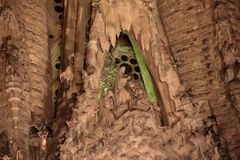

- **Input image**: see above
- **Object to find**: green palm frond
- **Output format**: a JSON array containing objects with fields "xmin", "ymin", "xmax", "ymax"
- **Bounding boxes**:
[
  {"xmin": 50, "ymin": 38, "xmax": 63, "ymax": 106},
  {"xmin": 50, "ymin": 38, "xmax": 62, "ymax": 80},
  {"xmin": 123, "ymin": 32, "xmax": 158, "ymax": 105}
]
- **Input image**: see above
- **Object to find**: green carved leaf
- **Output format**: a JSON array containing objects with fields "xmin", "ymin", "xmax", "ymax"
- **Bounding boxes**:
[
  {"xmin": 123, "ymin": 32, "xmax": 158, "ymax": 105},
  {"xmin": 50, "ymin": 39, "xmax": 62, "ymax": 106}
]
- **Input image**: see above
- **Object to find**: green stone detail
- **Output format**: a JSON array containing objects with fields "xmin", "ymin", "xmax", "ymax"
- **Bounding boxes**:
[
  {"xmin": 50, "ymin": 39, "xmax": 62, "ymax": 107},
  {"xmin": 123, "ymin": 32, "xmax": 158, "ymax": 105},
  {"xmin": 99, "ymin": 51, "xmax": 118, "ymax": 99},
  {"xmin": 115, "ymin": 45, "xmax": 133, "ymax": 53}
]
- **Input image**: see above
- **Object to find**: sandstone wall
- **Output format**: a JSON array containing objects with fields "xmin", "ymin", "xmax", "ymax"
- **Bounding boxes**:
[
  {"xmin": 158, "ymin": 0, "xmax": 240, "ymax": 159},
  {"xmin": 19, "ymin": 0, "xmax": 52, "ymax": 122},
  {"xmin": 0, "ymin": 0, "xmax": 51, "ymax": 159}
]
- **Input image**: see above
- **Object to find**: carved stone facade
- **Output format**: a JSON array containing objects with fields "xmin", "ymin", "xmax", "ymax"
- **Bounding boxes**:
[{"xmin": 0, "ymin": 0, "xmax": 239, "ymax": 160}]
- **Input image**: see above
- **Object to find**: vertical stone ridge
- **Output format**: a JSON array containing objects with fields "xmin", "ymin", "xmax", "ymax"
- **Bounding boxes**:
[
  {"xmin": 0, "ymin": 0, "xmax": 31, "ymax": 158},
  {"xmin": 213, "ymin": 0, "xmax": 240, "ymax": 159},
  {"xmin": 157, "ymin": 0, "xmax": 240, "ymax": 159},
  {"xmin": 19, "ymin": 0, "xmax": 52, "ymax": 124}
]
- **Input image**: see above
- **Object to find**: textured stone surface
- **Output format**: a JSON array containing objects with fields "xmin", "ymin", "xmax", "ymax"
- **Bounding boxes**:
[
  {"xmin": 0, "ymin": 0, "xmax": 51, "ymax": 159},
  {"xmin": 158, "ymin": 0, "xmax": 240, "ymax": 158},
  {"xmin": 0, "ymin": 0, "xmax": 240, "ymax": 159}
]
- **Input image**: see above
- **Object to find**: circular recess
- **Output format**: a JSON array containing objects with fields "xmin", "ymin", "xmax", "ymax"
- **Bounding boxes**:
[
  {"xmin": 134, "ymin": 66, "xmax": 140, "ymax": 72},
  {"xmin": 54, "ymin": 0, "xmax": 62, "ymax": 3},
  {"xmin": 55, "ymin": 6, "xmax": 63, "ymax": 13},
  {"xmin": 130, "ymin": 58, "xmax": 137, "ymax": 65},
  {"xmin": 49, "ymin": 34, "xmax": 54, "ymax": 39},
  {"xmin": 115, "ymin": 58, "xmax": 120, "ymax": 64},
  {"xmin": 120, "ymin": 63, "xmax": 132, "ymax": 74},
  {"xmin": 55, "ymin": 63, "xmax": 60, "ymax": 70},
  {"xmin": 121, "ymin": 55, "xmax": 128, "ymax": 61},
  {"xmin": 132, "ymin": 74, "xmax": 139, "ymax": 80},
  {"xmin": 30, "ymin": 126, "xmax": 38, "ymax": 134}
]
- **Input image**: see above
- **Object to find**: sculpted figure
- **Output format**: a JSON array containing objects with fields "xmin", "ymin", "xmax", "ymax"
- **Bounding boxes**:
[
  {"xmin": 59, "ymin": 65, "xmax": 74, "ymax": 86},
  {"xmin": 114, "ymin": 67, "xmax": 131, "ymax": 105},
  {"xmin": 127, "ymin": 81, "xmax": 151, "ymax": 112},
  {"xmin": 38, "ymin": 126, "xmax": 48, "ymax": 160},
  {"xmin": 99, "ymin": 90, "xmax": 115, "ymax": 127},
  {"xmin": 112, "ymin": 67, "xmax": 132, "ymax": 118}
]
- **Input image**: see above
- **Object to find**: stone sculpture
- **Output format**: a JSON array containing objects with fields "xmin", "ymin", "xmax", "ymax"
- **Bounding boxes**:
[{"xmin": 0, "ymin": 0, "xmax": 240, "ymax": 159}]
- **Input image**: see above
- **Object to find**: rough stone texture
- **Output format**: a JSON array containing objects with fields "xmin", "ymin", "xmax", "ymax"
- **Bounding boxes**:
[
  {"xmin": 51, "ymin": 0, "xmax": 229, "ymax": 159},
  {"xmin": 0, "ymin": 1, "xmax": 31, "ymax": 159},
  {"xmin": 0, "ymin": 0, "xmax": 240, "ymax": 159},
  {"xmin": 57, "ymin": 68, "xmax": 221, "ymax": 160},
  {"xmin": 158, "ymin": 0, "xmax": 240, "ymax": 159},
  {"xmin": 0, "ymin": 0, "xmax": 51, "ymax": 159},
  {"xmin": 20, "ymin": 0, "xmax": 52, "ymax": 123}
]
